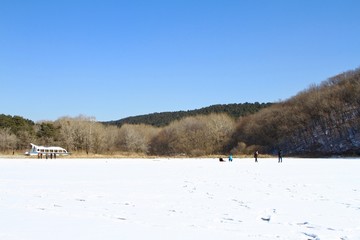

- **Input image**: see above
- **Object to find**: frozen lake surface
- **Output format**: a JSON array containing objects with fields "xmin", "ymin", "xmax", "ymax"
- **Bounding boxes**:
[{"xmin": 0, "ymin": 158, "xmax": 359, "ymax": 239}]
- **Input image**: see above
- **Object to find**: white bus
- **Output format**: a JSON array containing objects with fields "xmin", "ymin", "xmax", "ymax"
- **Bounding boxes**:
[{"xmin": 25, "ymin": 143, "xmax": 69, "ymax": 158}]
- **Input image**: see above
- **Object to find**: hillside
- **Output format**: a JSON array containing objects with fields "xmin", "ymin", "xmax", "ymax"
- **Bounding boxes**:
[
  {"xmin": 2, "ymin": 68, "xmax": 359, "ymax": 157},
  {"xmin": 230, "ymin": 67, "xmax": 360, "ymax": 156},
  {"xmin": 105, "ymin": 102, "xmax": 272, "ymax": 127}
]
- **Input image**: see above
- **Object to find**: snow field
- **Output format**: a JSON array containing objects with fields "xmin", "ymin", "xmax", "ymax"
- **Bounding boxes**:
[{"xmin": 0, "ymin": 158, "xmax": 359, "ymax": 239}]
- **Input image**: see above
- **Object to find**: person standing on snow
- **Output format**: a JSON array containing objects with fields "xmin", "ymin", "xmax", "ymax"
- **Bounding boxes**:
[
  {"xmin": 254, "ymin": 151, "xmax": 259, "ymax": 162},
  {"xmin": 229, "ymin": 154, "xmax": 233, "ymax": 162},
  {"xmin": 278, "ymin": 149, "xmax": 283, "ymax": 163}
]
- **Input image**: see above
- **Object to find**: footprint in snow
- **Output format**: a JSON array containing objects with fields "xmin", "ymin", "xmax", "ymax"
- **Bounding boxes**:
[
  {"xmin": 259, "ymin": 209, "xmax": 276, "ymax": 222},
  {"xmin": 261, "ymin": 216, "xmax": 271, "ymax": 222},
  {"xmin": 302, "ymin": 232, "xmax": 320, "ymax": 240},
  {"xmin": 221, "ymin": 218, "xmax": 235, "ymax": 223},
  {"xmin": 297, "ymin": 221, "xmax": 309, "ymax": 226}
]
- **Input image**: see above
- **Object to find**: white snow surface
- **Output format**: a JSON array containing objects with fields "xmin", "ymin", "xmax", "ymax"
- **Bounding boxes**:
[{"xmin": 0, "ymin": 158, "xmax": 359, "ymax": 240}]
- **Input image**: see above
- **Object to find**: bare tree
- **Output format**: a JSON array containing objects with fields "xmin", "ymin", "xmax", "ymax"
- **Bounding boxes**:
[
  {"xmin": 203, "ymin": 113, "xmax": 236, "ymax": 154},
  {"xmin": 103, "ymin": 125, "xmax": 119, "ymax": 154},
  {"xmin": 150, "ymin": 114, "xmax": 235, "ymax": 156},
  {"xmin": 116, "ymin": 124, "xmax": 159, "ymax": 154},
  {"xmin": 56, "ymin": 117, "xmax": 76, "ymax": 151},
  {"xmin": 90, "ymin": 122, "xmax": 108, "ymax": 154},
  {"xmin": 0, "ymin": 128, "xmax": 17, "ymax": 153},
  {"xmin": 56, "ymin": 115, "xmax": 96, "ymax": 153}
]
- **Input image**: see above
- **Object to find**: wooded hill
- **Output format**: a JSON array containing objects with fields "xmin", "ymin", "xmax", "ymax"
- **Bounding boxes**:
[
  {"xmin": 1, "ymin": 67, "xmax": 359, "ymax": 157},
  {"xmin": 105, "ymin": 102, "xmax": 272, "ymax": 127},
  {"xmin": 230, "ymin": 67, "xmax": 360, "ymax": 156}
]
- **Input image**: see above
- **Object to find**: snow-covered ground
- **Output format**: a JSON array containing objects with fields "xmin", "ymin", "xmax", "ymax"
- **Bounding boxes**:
[{"xmin": 0, "ymin": 158, "xmax": 359, "ymax": 240}]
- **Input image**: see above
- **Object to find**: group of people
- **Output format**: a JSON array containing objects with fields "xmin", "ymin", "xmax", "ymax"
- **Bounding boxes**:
[
  {"xmin": 219, "ymin": 150, "xmax": 283, "ymax": 163},
  {"xmin": 37, "ymin": 153, "xmax": 57, "ymax": 159},
  {"xmin": 254, "ymin": 149, "xmax": 283, "ymax": 162}
]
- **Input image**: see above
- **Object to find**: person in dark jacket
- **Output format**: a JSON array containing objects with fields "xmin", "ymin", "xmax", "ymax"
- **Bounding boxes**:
[
  {"xmin": 254, "ymin": 151, "xmax": 259, "ymax": 162},
  {"xmin": 278, "ymin": 149, "xmax": 283, "ymax": 163}
]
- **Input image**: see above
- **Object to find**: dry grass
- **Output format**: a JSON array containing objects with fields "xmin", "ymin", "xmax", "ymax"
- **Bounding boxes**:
[{"xmin": 0, "ymin": 151, "xmax": 275, "ymax": 159}]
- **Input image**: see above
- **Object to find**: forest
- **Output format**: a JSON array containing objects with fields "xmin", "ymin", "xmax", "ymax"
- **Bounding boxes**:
[
  {"xmin": 1, "ymin": 68, "xmax": 359, "ymax": 157},
  {"xmin": 105, "ymin": 102, "xmax": 272, "ymax": 127},
  {"xmin": 0, "ymin": 104, "xmax": 266, "ymax": 156}
]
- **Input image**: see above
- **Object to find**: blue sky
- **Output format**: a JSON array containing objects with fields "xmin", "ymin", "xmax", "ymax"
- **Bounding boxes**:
[{"xmin": 1, "ymin": 0, "xmax": 359, "ymax": 122}]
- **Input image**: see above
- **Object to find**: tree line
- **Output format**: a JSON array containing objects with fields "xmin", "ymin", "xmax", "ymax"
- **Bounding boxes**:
[
  {"xmin": 105, "ymin": 102, "xmax": 272, "ymax": 127},
  {"xmin": 0, "ymin": 103, "xmax": 270, "ymax": 156},
  {"xmin": 0, "ymin": 113, "xmax": 237, "ymax": 156},
  {"xmin": 1, "ymin": 68, "xmax": 359, "ymax": 157}
]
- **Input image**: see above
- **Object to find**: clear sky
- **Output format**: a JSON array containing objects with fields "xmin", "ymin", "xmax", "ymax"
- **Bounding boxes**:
[{"xmin": 1, "ymin": 0, "xmax": 359, "ymax": 122}]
